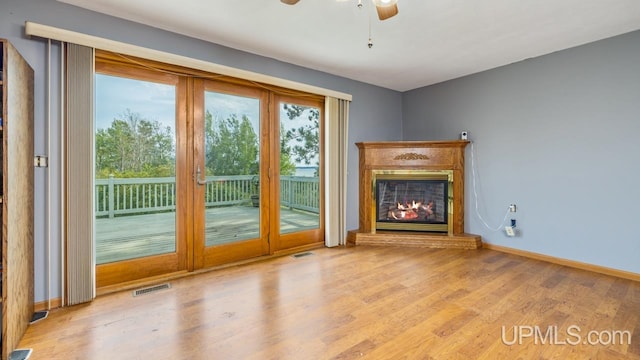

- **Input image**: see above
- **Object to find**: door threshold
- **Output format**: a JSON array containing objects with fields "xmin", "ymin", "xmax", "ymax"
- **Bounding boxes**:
[{"xmin": 96, "ymin": 242, "xmax": 325, "ymax": 297}]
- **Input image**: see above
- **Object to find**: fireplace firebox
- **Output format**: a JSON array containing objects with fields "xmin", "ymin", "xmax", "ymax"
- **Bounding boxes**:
[{"xmin": 374, "ymin": 170, "xmax": 452, "ymax": 233}]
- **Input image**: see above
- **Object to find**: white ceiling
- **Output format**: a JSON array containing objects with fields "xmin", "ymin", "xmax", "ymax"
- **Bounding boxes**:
[{"xmin": 59, "ymin": 0, "xmax": 640, "ymax": 92}]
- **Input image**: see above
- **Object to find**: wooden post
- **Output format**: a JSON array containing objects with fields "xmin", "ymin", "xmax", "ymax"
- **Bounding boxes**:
[{"xmin": 108, "ymin": 174, "xmax": 115, "ymax": 218}]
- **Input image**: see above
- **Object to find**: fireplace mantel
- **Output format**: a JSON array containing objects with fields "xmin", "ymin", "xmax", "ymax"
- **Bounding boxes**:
[{"xmin": 347, "ymin": 140, "xmax": 482, "ymax": 249}]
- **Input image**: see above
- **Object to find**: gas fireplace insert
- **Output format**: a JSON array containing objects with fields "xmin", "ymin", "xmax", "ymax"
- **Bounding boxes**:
[{"xmin": 373, "ymin": 170, "xmax": 453, "ymax": 233}]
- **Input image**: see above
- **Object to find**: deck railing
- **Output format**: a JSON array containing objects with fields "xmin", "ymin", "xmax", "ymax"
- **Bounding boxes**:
[
  {"xmin": 280, "ymin": 176, "xmax": 320, "ymax": 213},
  {"xmin": 95, "ymin": 175, "xmax": 320, "ymax": 218}
]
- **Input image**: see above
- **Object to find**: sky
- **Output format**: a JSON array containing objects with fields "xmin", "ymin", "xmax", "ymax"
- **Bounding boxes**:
[{"xmin": 95, "ymin": 74, "xmax": 176, "ymax": 132}]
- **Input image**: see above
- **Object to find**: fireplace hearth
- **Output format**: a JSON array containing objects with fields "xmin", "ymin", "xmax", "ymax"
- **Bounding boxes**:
[{"xmin": 347, "ymin": 141, "xmax": 481, "ymax": 249}]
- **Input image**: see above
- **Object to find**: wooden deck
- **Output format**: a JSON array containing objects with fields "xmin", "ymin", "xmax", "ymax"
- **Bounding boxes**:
[{"xmin": 96, "ymin": 206, "xmax": 319, "ymax": 264}]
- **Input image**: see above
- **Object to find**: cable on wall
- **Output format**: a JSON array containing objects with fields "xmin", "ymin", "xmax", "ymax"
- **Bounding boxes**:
[{"xmin": 470, "ymin": 141, "xmax": 511, "ymax": 232}]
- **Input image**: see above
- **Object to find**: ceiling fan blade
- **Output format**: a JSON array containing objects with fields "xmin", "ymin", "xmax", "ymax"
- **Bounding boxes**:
[
  {"xmin": 374, "ymin": 1, "xmax": 398, "ymax": 20},
  {"xmin": 281, "ymin": 0, "xmax": 300, "ymax": 4}
]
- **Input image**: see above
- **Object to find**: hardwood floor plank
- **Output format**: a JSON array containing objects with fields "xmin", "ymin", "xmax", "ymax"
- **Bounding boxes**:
[{"xmin": 18, "ymin": 246, "xmax": 640, "ymax": 359}]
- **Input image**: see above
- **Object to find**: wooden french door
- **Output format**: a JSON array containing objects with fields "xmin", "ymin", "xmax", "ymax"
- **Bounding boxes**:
[
  {"xmin": 271, "ymin": 94, "xmax": 324, "ymax": 251},
  {"xmin": 94, "ymin": 57, "xmax": 189, "ymax": 288},
  {"xmin": 95, "ymin": 51, "xmax": 324, "ymax": 287},
  {"xmin": 193, "ymin": 84, "xmax": 325, "ymax": 267},
  {"xmin": 193, "ymin": 79, "xmax": 271, "ymax": 267}
]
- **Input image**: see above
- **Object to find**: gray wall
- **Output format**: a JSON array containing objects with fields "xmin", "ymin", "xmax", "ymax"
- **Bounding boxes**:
[
  {"xmin": 1, "ymin": 0, "xmax": 402, "ymax": 303},
  {"xmin": 3, "ymin": 0, "xmax": 638, "ymax": 304},
  {"xmin": 403, "ymin": 30, "xmax": 640, "ymax": 274}
]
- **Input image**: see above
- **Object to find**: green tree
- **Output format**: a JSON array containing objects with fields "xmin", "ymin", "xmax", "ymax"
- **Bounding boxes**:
[
  {"xmin": 95, "ymin": 109, "xmax": 175, "ymax": 178},
  {"xmin": 282, "ymin": 104, "xmax": 320, "ymax": 168},
  {"xmin": 205, "ymin": 111, "xmax": 259, "ymax": 176},
  {"xmin": 279, "ymin": 122, "xmax": 297, "ymax": 176}
]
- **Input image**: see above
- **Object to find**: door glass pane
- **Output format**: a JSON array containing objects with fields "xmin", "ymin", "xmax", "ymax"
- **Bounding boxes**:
[
  {"xmin": 203, "ymin": 91, "xmax": 261, "ymax": 246},
  {"xmin": 95, "ymin": 74, "xmax": 177, "ymax": 264},
  {"xmin": 279, "ymin": 103, "xmax": 321, "ymax": 234}
]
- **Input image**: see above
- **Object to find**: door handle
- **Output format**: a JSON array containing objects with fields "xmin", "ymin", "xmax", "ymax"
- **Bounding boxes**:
[{"xmin": 196, "ymin": 166, "xmax": 207, "ymax": 186}]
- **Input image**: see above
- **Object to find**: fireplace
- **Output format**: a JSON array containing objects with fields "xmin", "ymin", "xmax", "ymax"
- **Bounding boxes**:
[
  {"xmin": 374, "ymin": 170, "xmax": 452, "ymax": 233},
  {"xmin": 347, "ymin": 141, "xmax": 481, "ymax": 249}
]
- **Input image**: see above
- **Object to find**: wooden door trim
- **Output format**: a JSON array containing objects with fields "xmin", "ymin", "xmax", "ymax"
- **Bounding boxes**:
[
  {"xmin": 96, "ymin": 253, "xmax": 181, "ymax": 288},
  {"xmin": 192, "ymin": 78, "xmax": 205, "ymax": 270}
]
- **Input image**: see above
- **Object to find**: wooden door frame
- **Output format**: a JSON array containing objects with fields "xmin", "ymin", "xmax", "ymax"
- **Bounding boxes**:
[{"xmin": 93, "ymin": 51, "xmax": 326, "ymax": 289}]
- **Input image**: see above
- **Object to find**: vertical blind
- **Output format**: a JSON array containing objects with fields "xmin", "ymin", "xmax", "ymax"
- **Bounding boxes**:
[
  {"xmin": 325, "ymin": 97, "xmax": 350, "ymax": 247},
  {"xmin": 65, "ymin": 43, "xmax": 96, "ymax": 305}
]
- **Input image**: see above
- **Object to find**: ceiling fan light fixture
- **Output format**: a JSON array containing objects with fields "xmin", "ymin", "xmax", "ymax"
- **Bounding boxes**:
[
  {"xmin": 373, "ymin": 0, "xmax": 398, "ymax": 21},
  {"xmin": 374, "ymin": 0, "xmax": 398, "ymax": 7}
]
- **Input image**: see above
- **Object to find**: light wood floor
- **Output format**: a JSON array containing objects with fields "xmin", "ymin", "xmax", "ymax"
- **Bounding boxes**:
[{"xmin": 18, "ymin": 246, "xmax": 640, "ymax": 359}]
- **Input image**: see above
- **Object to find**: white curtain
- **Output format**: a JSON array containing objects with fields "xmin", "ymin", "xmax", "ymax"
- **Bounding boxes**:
[{"xmin": 325, "ymin": 97, "xmax": 350, "ymax": 247}]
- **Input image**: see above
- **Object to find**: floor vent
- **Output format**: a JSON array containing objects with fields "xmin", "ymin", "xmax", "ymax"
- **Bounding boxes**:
[
  {"xmin": 9, "ymin": 349, "xmax": 32, "ymax": 360},
  {"xmin": 30, "ymin": 311, "xmax": 49, "ymax": 324},
  {"xmin": 133, "ymin": 283, "xmax": 171, "ymax": 297},
  {"xmin": 292, "ymin": 252, "xmax": 313, "ymax": 258}
]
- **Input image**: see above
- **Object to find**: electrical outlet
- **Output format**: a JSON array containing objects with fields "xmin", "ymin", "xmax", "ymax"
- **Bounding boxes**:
[
  {"xmin": 460, "ymin": 131, "xmax": 468, "ymax": 140},
  {"xmin": 505, "ymin": 226, "xmax": 515, "ymax": 237}
]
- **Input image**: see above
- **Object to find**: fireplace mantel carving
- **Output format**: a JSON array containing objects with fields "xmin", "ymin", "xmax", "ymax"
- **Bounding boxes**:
[
  {"xmin": 347, "ymin": 140, "xmax": 482, "ymax": 249},
  {"xmin": 394, "ymin": 152, "xmax": 430, "ymax": 160}
]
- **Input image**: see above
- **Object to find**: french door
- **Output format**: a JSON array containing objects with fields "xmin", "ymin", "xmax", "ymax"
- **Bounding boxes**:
[
  {"xmin": 95, "ymin": 53, "xmax": 324, "ymax": 287},
  {"xmin": 193, "ymin": 80, "xmax": 270, "ymax": 267},
  {"xmin": 193, "ymin": 81, "xmax": 325, "ymax": 268},
  {"xmin": 271, "ymin": 94, "xmax": 324, "ymax": 251},
  {"xmin": 94, "ymin": 61, "xmax": 189, "ymax": 288}
]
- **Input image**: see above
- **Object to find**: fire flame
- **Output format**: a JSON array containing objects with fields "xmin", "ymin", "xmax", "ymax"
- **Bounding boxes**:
[{"xmin": 389, "ymin": 200, "xmax": 434, "ymax": 221}]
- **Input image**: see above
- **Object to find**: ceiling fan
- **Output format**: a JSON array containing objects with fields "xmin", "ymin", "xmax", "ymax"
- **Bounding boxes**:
[{"xmin": 281, "ymin": 0, "xmax": 399, "ymax": 21}]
